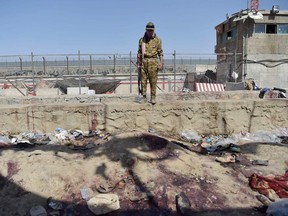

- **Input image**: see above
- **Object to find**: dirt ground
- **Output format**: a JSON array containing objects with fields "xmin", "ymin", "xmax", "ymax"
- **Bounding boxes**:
[{"xmin": 0, "ymin": 129, "xmax": 287, "ymax": 216}]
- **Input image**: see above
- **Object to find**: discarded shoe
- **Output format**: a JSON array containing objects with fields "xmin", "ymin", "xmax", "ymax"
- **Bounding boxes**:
[
  {"xmin": 150, "ymin": 97, "xmax": 156, "ymax": 105},
  {"xmin": 215, "ymin": 153, "xmax": 236, "ymax": 163},
  {"xmin": 97, "ymin": 183, "xmax": 115, "ymax": 193}
]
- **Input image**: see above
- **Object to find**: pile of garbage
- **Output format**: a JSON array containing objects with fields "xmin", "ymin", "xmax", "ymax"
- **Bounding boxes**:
[
  {"xmin": 0, "ymin": 128, "xmax": 111, "ymax": 149},
  {"xmin": 180, "ymin": 128, "xmax": 287, "ymax": 151}
]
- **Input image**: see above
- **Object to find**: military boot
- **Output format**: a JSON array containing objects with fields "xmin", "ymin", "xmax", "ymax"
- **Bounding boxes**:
[{"xmin": 150, "ymin": 96, "xmax": 156, "ymax": 105}]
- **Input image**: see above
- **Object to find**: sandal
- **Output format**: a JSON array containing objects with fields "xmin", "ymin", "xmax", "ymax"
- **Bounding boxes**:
[
  {"xmin": 96, "ymin": 183, "xmax": 115, "ymax": 193},
  {"xmin": 215, "ymin": 153, "xmax": 236, "ymax": 163}
]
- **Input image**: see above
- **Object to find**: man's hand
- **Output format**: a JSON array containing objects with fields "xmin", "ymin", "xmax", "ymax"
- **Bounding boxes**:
[{"xmin": 158, "ymin": 55, "xmax": 163, "ymax": 70}]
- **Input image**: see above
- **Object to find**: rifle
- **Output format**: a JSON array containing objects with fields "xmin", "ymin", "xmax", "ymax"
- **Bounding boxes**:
[
  {"xmin": 131, "ymin": 58, "xmax": 143, "ymax": 95},
  {"xmin": 131, "ymin": 59, "xmax": 164, "ymax": 94}
]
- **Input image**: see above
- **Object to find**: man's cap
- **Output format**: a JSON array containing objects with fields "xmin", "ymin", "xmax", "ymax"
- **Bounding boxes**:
[{"xmin": 146, "ymin": 22, "xmax": 155, "ymax": 30}]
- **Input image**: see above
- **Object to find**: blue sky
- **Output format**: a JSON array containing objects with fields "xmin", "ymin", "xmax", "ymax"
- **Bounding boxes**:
[{"xmin": 0, "ymin": 0, "xmax": 287, "ymax": 55}]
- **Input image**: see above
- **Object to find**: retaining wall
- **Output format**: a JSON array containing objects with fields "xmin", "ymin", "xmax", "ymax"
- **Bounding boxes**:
[{"xmin": 0, "ymin": 92, "xmax": 287, "ymax": 135}]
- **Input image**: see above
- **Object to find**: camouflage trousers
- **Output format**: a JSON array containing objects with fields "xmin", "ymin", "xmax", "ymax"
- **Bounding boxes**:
[{"xmin": 141, "ymin": 58, "xmax": 158, "ymax": 98}]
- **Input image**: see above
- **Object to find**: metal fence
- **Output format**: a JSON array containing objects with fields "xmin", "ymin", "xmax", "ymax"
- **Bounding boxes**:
[
  {"xmin": 0, "ymin": 51, "xmax": 217, "ymax": 95},
  {"xmin": 0, "ymin": 51, "xmax": 216, "ymax": 75}
]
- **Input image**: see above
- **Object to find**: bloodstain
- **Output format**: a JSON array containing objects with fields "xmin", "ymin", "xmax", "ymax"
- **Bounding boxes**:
[
  {"xmin": 90, "ymin": 118, "xmax": 97, "ymax": 131},
  {"xmin": 7, "ymin": 161, "xmax": 19, "ymax": 179}
]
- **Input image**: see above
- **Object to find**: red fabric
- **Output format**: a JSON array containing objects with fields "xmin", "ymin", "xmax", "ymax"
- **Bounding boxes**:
[{"xmin": 249, "ymin": 172, "xmax": 288, "ymax": 199}]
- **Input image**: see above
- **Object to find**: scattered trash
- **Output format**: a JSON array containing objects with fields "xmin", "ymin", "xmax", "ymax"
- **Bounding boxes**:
[
  {"xmin": 80, "ymin": 187, "xmax": 90, "ymax": 201},
  {"xmin": 256, "ymin": 194, "xmax": 272, "ymax": 206},
  {"xmin": 229, "ymin": 143, "xmax": 241, "ymax": 153},
  {"xmin": 0, "ymin": 135, "xmax": 11, "ymax": 148},
  {"xmin": 180, "ymin": 130, "xmax": 201, "ymax": 143},
  {"xmin": 54, "ymin": 128, "xmax": 69, "ymax": 141},
  {"xmin": 237, "ymin": 131, "xmax": 282, "ymax": 143},
  {"xmin": 204, "ymin": 139, "xmax": 240, "ymax": 153},
  {"xmin": 215, "ymin": 153, "xmax": 237, "ymax": 163},
  {"xmin": 252, "ymin": 160, "xmax": 269, "ymax": 166},
  {"xmin": 147, "ymin": 128, "xmax": 156, "ymax": 134},
  {"xmin": 279, "ymin": 136, "xmax": 288, "ymax": 144},
  {"xmin": 259, "ymin": 87, "xmax": 286, "ymax": 99},
  {"xmin": 71, "ymin": 129, "xmax": 83, "ymax": 140},
  {"xmin": 97, "ymin": 183, "xmax": 115, "ymax": 193},
  {"xmin": 175, "ymin": 192, "xmax": 191, "ymax": 215},
  {"xmin": 249, "ymin": 172, "xmax": 288, "ymax": 201},
  {"xmin": 116, "ymin": 179, "xmax": 126, "ymax": 189},
  {"xmin": 182, "ymin": 88, "xmax": 191, "ymax": 93},
  {"xmin": 98, "ymin": 132, "xmax": 111, "ymax": 141},
  {"xmin": 0, "ymin": 128, "xmax": 114, "ymax": 150},
  {"xmin": 47, "ymin": 197, "xmax": 63, "ymax": 210}
]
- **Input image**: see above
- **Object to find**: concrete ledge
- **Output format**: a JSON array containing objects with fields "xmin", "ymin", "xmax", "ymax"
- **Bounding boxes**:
[
  {"xmin": 0, "ymin": 93, "xmax": 287, "ymax": 135},
  {"xmin": 0, "ymin": 91, "xmax": 260, "ymax": 105}
]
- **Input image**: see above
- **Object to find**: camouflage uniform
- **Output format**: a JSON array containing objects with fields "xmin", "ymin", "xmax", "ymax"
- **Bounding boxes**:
[{"xmin": 138, "ymin": 23, "xmax": 163, "ymax": 103}]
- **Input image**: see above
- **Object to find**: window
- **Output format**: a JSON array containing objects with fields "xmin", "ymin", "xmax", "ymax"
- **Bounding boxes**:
[
  {"xmin": 266, "ymin": 24, "xmax": 277, "ymax": 34},
  {"xmin": 254, "ymin": 23, "xmax": 288, "ymax": 34},
  {"xmin": 226, "ymin": 28, "xmax": 237, "ymax": 40},
  {"xmin": 255, "ymin": 24, "xmax": 265, "ymax": 33},
  {"xmin": 278, "ymin": 24, "xmax": 288, "ymax": 34},
  {"xmin": 227, "ymin": 31, "xmax": 232, "ymax": 40}
]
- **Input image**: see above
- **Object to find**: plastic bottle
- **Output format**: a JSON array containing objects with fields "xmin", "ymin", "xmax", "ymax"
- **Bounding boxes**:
[{"xmin": 180, "ymin": 130, "xmax": 201, "ymax": 143}]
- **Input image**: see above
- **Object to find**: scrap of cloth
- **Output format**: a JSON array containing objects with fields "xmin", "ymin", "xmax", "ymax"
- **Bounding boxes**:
[{"xmin": 249, "ymin": 172, "xmax": 288, "ymax": 200}]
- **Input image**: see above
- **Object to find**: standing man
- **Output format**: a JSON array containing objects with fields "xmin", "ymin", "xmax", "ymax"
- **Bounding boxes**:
[{"xmin": 137, "ymin": 22, "xmax": 163, "ymax": 105}]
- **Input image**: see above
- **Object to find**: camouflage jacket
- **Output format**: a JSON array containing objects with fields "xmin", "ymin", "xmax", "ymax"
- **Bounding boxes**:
[{"xmin": 138, "ymin": 33, "xmax": 163, "ymax": 59}]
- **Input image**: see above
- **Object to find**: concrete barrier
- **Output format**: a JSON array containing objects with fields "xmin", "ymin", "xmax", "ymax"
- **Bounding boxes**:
[{"xmin": 0, "ymin": 92, "xmax": 287, "ymax": 135}]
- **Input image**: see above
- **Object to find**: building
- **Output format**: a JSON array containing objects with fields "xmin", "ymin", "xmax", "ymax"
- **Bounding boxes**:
[{"xmin": 215, "ymin": 5, "xmax": 288, "ymax": 89}]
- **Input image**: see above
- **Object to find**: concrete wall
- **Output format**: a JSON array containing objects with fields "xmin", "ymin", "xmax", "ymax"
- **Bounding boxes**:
[{"xmin": 0, "ymin": 93, "xmax": 287, "ymax": 135}]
